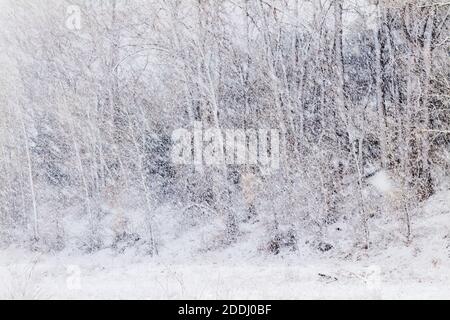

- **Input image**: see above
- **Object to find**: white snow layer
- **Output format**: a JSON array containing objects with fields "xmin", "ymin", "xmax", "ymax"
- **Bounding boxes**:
[{"xmin": 1, "ymin": 189, "xmax": 449, "ymax": 300}]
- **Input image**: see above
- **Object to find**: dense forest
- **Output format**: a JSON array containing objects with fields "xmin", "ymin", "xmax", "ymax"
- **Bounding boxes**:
[{"xmin": 0, "ymin": 0, "xmax": 448, "ymax": 257}]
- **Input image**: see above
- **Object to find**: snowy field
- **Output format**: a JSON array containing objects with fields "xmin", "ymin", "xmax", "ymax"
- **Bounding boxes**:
[
  {"xmin": 1, "ymin": 248, "xmax": 450, "ymax": 300},
  {"xmin": 1, "ymin": 190, "xmax": 449, "ymax": 300}
]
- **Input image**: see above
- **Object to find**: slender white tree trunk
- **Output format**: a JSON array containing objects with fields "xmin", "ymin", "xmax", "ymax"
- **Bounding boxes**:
[
  {"xmin": 21, "ymin": 117, "xmax": 38, "ymax": 240},
  {"xmin": 374, "ymin": 1, "xmax": 388, "ymax": 168}
]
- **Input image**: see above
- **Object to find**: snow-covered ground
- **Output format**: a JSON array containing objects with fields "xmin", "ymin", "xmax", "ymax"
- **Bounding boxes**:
[
  {"xmin": 1, "ymin": 188, "xmax": 449, "ymax": 300},
  {"xmin": 1, "ymin": 246, "xmax": 450, "ymax": 299}
]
